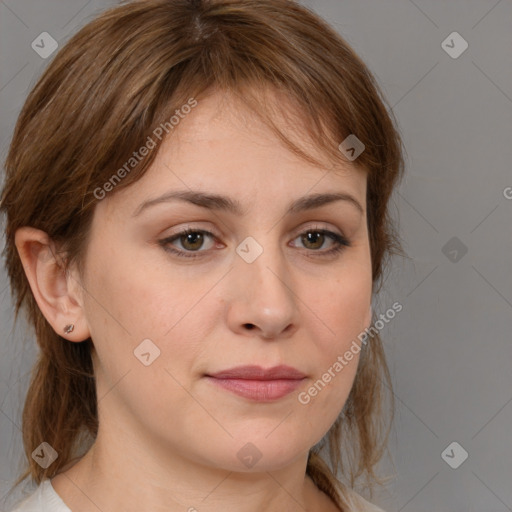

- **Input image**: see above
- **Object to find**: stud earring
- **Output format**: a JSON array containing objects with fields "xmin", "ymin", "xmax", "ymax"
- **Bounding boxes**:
[{"xmin": 63, "ymin": 324, "xmax": 74, "ymax": 334}]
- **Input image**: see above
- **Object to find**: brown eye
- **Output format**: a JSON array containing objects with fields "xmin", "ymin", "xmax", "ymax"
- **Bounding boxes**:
[
  {"xmin": 160, "ymin": 228, "xmax": 217, "ymax": 258},
  {"xmin": 292, "ymin": 229, "xmax": 350, "ymax": 255},
  {"xmin": 300, "ymin": 231, "xmax": 326, "ymax": 250},
  {"xmin": 180, "ymin": 231, "xmax": 205, "ymax": 251}
]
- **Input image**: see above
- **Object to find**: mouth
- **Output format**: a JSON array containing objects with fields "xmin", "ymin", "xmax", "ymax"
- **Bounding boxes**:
[{"xmin": 204, "ymin": 365, "xmax": 307, "ymax": 402}]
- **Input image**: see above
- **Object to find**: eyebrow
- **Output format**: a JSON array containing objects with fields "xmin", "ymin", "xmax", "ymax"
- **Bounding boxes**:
[{"xmin": 131, "ymin": 189, "xmax": 364, "ymax": 218}]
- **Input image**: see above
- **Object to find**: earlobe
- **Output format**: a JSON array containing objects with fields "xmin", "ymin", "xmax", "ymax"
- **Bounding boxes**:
[{"xmin": 14, "ymin": 226, "xmax": 90, "ymax": 342}]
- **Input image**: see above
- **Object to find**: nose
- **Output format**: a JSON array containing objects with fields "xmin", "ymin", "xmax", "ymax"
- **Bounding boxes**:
[{"xmin": 225, "ymin": 240, "xmax": 299, "ymax": 340}]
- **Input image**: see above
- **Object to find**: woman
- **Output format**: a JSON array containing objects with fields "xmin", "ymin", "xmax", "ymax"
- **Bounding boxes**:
[{"xmin": 1, "ymin": 0, "xmax": 405, "ymax": 510}]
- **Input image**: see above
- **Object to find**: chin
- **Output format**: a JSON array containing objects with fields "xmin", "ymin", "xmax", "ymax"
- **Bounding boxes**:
[{"xmin": 203, "ymin": 434, "xmax": 312, "ymax": 473}]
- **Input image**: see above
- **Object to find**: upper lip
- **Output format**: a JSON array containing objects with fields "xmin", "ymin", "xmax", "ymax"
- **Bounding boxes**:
[{"xmin": 206, "ymin": 365, "xmax": 306, "ymax": 380}]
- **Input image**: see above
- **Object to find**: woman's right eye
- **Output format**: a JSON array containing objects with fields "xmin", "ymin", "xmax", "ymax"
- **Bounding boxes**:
[{"xmin": 159, "ymin": 228, "xmax": 218, "ymax": 258}]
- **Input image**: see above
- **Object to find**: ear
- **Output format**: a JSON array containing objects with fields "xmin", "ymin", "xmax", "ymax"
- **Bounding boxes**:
[{"xmin": 14, "ymin": 226, "xmax": 90, "ymax": 342}]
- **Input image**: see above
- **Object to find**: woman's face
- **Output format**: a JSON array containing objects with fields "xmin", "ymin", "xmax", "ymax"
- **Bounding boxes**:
[{"xmin": 77, "ymin": 90, "xmax": 372, "ymax": 472}]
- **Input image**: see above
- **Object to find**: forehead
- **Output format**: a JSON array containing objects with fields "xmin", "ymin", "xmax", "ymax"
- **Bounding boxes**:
[{"xmin": 100, "ymin": 89, "xmax": 367, "ymax": 217}]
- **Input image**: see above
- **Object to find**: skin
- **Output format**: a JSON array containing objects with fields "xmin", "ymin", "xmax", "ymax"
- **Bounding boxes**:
[{"xmin": 15, "ymin": 89, "xmax": 372, "ymax": 512}]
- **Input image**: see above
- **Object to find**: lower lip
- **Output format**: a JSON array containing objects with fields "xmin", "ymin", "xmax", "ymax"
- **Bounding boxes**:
[{"xmin": 205, "ymin": 376, "xmax": 305, "ymax": 401}]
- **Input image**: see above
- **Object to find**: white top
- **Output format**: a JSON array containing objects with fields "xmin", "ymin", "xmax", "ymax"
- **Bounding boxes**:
[
  {"xmin": 9, "ymin": 478, "xmax": 386, "ymax": 512},
  {"xmin": 9, "ymin": 480, "xmax": 70, "ymax": 512}
]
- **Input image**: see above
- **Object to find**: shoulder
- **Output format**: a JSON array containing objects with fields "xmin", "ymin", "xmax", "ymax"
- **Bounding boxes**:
[
  {"xmin": 342, "ymin": 486, "xmax": 387, "ymax": 512},
  {"xmin": 9, "ymin": 480, "xmax": 71, "ymax": 512},
  {"xmin": 355, "ymin": 496, "xmax": 387, "ymax": 512}
]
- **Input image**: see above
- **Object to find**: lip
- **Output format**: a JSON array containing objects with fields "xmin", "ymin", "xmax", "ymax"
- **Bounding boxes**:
[
  {"xmin": 205, "ymin": 365, "xmax": 307, "ymax": 402},
  {"xmin": 207, "ymin": 365, "xmax": 306, "ymax": 380}
]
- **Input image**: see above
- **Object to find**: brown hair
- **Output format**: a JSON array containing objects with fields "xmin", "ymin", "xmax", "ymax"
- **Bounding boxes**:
[{"xmin": 1, "ymin": 0, "xmax": 405, "ymax": 509}]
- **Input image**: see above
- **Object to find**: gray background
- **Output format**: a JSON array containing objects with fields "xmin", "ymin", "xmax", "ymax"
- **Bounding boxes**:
[{"xmin": 1, "ymin": 1, "xmax": 511, "ymax": 511}]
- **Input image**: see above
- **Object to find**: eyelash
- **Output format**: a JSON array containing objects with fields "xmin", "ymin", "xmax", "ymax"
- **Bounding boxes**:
[{"xmin": 159, "ymin": 226, "xmax": 351, "ymax": 259}]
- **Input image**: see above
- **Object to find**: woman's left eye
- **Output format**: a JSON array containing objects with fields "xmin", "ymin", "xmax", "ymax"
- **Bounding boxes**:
[
  {"xmin": 159, "ymin": 227, "xmax": 351, "ymax": 259},
  {"xmin": 291, "ymin": 229, "xmax": 351, "ymax": 256}
]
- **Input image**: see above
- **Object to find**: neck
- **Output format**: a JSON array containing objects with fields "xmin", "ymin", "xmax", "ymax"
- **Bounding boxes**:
[{"xmin": 50, "ymin": 427, "xmax": 337, "ymax": 512}]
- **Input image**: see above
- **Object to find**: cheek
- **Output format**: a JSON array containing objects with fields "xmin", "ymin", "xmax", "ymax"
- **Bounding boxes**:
[
  {"xmin": 82, "ymin": 248, "xmax": 209, "ymax": 431},
  {"xmin": 315, "ymin": 264, "xmax": 372, "ymax": 351},
  {"xmin": 301, "ymin": 258, "xmax": 371, "ymax": 408},
  {"xmin": 82, "ymin": 241, "xmax": 215, "ymax": 378}
]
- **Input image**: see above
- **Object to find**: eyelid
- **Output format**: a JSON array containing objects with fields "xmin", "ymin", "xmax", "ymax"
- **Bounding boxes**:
[{"xmin": 291, "ymin": 222, "xmax": 343, "ymax": 238}]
